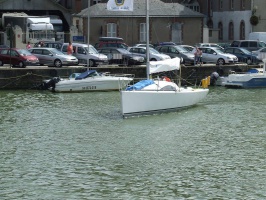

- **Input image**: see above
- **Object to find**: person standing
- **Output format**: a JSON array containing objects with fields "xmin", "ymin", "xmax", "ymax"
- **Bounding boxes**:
[
  {"xmin": 67, "ymin": 41, "xmax": 73, "ymax": 55},
  {"xmin": 193, "ymin": 47, "xmax": 199, "ymax": 65},
  {"xmin": 198, "ymin": 48, "xmax": 203, "ymax": 66},
  {"xmin": 26, "ymin": 42, "xmax": 31, "ymax": 49}
]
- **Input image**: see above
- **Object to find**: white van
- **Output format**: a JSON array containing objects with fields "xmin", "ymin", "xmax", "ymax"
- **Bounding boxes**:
[
  {"xmin": 61, "ymin": 43, "xmax": 108, "ymax": 67},
  {"xmin": 248, "ymin": 32, "xmax": 266, "ymax": 43}
]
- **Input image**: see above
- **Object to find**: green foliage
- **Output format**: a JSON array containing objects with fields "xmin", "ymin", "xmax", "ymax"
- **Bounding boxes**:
[{"xmin": 250, "ymin": 15, "xmax": 259, "ymax": 26}]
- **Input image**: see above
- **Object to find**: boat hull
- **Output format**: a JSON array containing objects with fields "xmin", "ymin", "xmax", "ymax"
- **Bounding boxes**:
[
  {"xmin": 54, "ymin": 77, "xmax": 133, "ymax": 92},
  {"xmin": 121, "ymin": 88, "xmax": 209, "ymax": 117}
]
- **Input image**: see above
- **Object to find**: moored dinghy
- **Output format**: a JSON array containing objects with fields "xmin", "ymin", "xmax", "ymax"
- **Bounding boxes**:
[{"xmin": 120, "ymin": 57, "xmax": 209, "ymax": 117}]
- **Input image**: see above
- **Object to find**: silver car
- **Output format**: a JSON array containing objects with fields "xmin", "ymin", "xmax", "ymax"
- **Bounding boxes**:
[
  {"xmin": 196, "ymin": 47, "xmax": 238, "ymax": 65},
  {"xmin": 28, "ymin": 48, "xmax": 78, "ymax": 67},
  {"xmin": 128, "ymin": 47, "xmax": 170, "ymax": 61}
]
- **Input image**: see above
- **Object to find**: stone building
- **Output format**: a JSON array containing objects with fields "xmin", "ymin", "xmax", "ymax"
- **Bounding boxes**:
[{"xmin": 73, "ymin": 0, "xmax": 204, "ymax": 46}]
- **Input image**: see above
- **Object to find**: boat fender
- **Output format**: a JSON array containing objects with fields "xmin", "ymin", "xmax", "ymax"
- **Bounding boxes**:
[{"xmin": 163, "ymin": 76, "xmax": 171, "ymax": 82}]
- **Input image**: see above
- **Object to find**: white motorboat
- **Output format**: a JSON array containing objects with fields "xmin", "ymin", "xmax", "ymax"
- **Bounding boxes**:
[
  {"xmin": 44, "ymin": 70, "xmax": 133, "ymax": 92},
  {"xmin": 120, "ymin": 57, "xmax": 209, "ymax": 117},
  {"xmin": 224, "ymin": 60, "xmax": 266, "ymax": 88}
]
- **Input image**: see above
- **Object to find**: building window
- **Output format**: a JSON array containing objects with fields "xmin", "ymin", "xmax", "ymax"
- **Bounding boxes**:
[
  {"xmin": 140, "ymin": 23, "xmax": 146, "ymax": 42},
  {"xmin": 230, "ymin": 0, "xmax": 234, "ymax": 9},
  {"xmin": 76, "ymin": 19, "xmax": 80, "ymax": 30},
  {"xmin": 186, "ymin": 3, "xmax": 199, "ymax": 12},
  {"xmin": 93, "ymin": 0, "xmax": 101, "ymax": 4},
  {"xmin": 240, "ymin": 21, "xmax": 245, "ymax": 39},
  {"xmin": 241, "ymin": 0, "xmax": 245, "ymax": 9},
  {"xmin": 229, "ymin": 21, "xmax": 234, "ymax": 40},
  {"xmin": 107, "ymin": 23, "xmax": 117, "ymax": 37},
  {"xmin": 219, "ymin": 0, "xmax": 223, "ymax": 10},
  {"xmin": 218, "ymin": 22, "xmax": 223, "ymax": 40}
]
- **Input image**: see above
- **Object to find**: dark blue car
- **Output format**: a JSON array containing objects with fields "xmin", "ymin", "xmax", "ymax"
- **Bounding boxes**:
[{"xmin": 224, "ymin": 47, "xmax": 258, "ymax": 64}]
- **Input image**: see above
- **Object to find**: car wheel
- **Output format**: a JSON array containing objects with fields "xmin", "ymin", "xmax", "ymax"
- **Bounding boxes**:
[
  {"xmin": 150, "ymin": 58, "xmax": 157, "ymax": 61},
  {"xmin": 247, "ymin": 58, "xmax": 252, "ymax": 65},
  {"xmin": 54, "ymin": 59, "xmax": 62, "ymax": 67},
  {"xmin": 217, "ymin": 58, "xmax": 225, "ymax": 65},
  {"xmin": 0, "ymin": 60, "xmax": 3, "ymax": 66},
  {"xmin": 18, "ymin": 61, "xmax": 25, "ymax": 68}
]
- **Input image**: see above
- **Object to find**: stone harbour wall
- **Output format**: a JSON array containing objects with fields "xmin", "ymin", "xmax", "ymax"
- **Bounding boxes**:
[{"xmin": 0, "ymin": 64, "xmax": 259, "ymax": 90}]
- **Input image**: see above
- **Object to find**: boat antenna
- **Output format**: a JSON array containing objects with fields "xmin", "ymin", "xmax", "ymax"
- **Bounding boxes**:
[
  {"xmin": 87, "ymin": 0, "xmax": 90, "ymax": 69},
  {"xmin": 146, "ymin": 0, "xmax": 150, "ymax": 79}
]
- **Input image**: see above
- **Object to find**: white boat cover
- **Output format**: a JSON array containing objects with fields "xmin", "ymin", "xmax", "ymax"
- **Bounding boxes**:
[{"xmin": 149, "ymin": 57, "xmax": 180, "ymax": 74}]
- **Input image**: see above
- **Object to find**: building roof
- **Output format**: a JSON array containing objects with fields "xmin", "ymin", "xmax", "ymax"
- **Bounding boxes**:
[{"xmin": 75, "ymin": 0, "xmax": 204, "ymax": 18}]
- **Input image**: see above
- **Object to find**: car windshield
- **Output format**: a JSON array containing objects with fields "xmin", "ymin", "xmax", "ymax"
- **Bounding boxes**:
[
  {"xmin": 117, "ymin": 48, "xmax": 131, "ymax": 54},
  {"xmin": 149, "ymin": 48, "xmax": 160, "ymax": 54},
  {"xmin": 175, "ymin": 46, "xmax": 189, "ymax": 53},
  {"xmin": 50, "ymin": 48, "xmax": 65, "ymax": 55},
  {"xmin": 241, "ymin": 48, "xmax": 251, "ymax": 54},
  {"xmin": 17, "ymin": 49, "xmax": 32, "ymax": 56},
  {"xmin": 85, "ymin": 46, "xmax": 98, "ymax": 54},
  {"xmin": 214, "ymin": 49, "xmax": 225, "ymax": 54}
]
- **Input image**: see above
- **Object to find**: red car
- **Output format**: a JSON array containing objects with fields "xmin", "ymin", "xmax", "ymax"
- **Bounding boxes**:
[{"xmin": 0, "ymin": 48, "xmax": 39, "ymax": 68}]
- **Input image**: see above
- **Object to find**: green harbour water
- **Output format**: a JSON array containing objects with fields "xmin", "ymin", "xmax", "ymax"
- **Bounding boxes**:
[{"xmin": 0, "ymin": 87, "xmax": 266, "ymax": 199}]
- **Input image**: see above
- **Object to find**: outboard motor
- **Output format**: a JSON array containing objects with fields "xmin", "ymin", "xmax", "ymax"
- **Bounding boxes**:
[
  {"xmin": 210, "ymin": 72, "xmax": 219, "ymax": 86},
  {"xmin": 37, "ymin": 77, "xmax": 61, "ymax": 91}
]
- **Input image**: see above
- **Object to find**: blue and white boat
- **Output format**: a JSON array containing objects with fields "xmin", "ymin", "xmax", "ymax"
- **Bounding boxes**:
[{"xmin": 224, "ymin": 59, "xmax": 266, "ymax": 88}]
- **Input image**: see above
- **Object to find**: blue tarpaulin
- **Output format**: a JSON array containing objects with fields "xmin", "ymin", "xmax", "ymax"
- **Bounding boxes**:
[{"xmin": 126, "ymin": 80, "xmax": 154, "ymax": 91}]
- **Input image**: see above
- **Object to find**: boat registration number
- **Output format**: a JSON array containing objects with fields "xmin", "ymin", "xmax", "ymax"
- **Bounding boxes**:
[{"xmin": 82, "ymin": 86, "xmax": 96, "ymax": 90}]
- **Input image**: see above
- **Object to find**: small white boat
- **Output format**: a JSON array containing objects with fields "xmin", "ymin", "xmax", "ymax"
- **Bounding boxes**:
[
  {"xmin": 121, "ymin": 58, "xmax": 209, "ymax": 117},
  {"xmin": 44, "ymin": 70, "xmax": 133, "ymax": 92},
  {"xmin": 224, "ymin": 60, "xmax": 266, "ymax": 88}
]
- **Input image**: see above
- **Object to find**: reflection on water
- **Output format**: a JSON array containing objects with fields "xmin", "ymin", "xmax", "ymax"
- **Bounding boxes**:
[{"xmin": 0, "ymin": 88, "xmax": 266, "ymax": 199}]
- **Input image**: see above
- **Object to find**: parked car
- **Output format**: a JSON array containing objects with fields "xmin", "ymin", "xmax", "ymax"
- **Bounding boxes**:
[
  {"xmin": 251, "ymin": 47, "xmax": 266, "ymax": 62},
  {"xmin": 230, "ymin": 40, "xmax": 266, "ymax": 51},
  {"xmin": 61, "ymin": 43, "xmax": 108, "ymax": 67},
  {"xmin": 196, "ymin": 47, "xmax": 238, "ymax": 65},
  {"xmin": 28, "ymin": 47, "xmax": 78, "ymax": 67},
  {"xmin": 128, "ymin": 46, "xmax": 170, "ymax": 61},
  {"xmin": 0, "ymin": 48, "xmax": 39, "ymax": 68},
  {"xmin": 224, "ymin": 47, "xmax": 258, "ymax": 64},
  {"xmin": 34, "ymin": 41, "xmax": 63, "ymax": 50},
  {"xmin": 98, "ymin": 47, "xmax": 145, "ymax": 66},
  {"xmin": 94, "ymin": 37, "xmax": 128, "ymax": 50},
  {"xmin": 155, "ymin": 45, "xmax": 194, "ymax": 65}
]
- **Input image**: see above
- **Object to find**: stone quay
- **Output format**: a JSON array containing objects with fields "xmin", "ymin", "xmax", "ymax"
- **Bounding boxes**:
[{"xmin": 0, "ymin": 63, "xmax": 261, "ymax": 90}]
